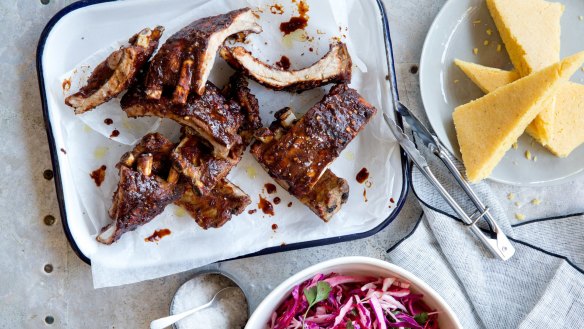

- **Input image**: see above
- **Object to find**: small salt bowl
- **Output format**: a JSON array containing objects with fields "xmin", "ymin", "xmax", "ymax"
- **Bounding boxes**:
[{"xmin": 170, "ymin": 270, "xmax": 251, "ymax": 329}]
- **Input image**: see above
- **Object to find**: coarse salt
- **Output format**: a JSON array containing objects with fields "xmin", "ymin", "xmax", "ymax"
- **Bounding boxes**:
[{"xmin": 172, "ymin": 274, "xmax": 248, "ymax": 329}]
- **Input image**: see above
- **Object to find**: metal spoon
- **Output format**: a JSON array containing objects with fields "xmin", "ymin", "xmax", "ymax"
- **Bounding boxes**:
[{"xmin": 150, "ymin": 286, "xmax": 236, "ymax": 329}]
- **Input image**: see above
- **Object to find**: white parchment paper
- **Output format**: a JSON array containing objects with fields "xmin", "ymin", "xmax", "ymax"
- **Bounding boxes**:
[{"xmin": 51, "ymin": 0, "xmax": 401, "ymax": 288}]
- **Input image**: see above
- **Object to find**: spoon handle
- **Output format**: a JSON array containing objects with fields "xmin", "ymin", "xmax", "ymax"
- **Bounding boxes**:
[{"xmin": 150, "ymin": 301, "xmax": 212, "ymax": 329}]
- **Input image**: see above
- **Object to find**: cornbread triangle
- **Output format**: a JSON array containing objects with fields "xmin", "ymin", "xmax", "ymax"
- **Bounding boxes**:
[
  {"xmin": 486, "ymin": 0, "xmax": 564, "ymax": 145},
  {"xmin": 486, "ymin": 0, "xmax": 564, "ymax": 76},
  {"xmin": 456, "ymin": 62, "xmax": 584, "ymax": 157},
  {"xmin": 453, "ymin": 51, "xmax": 584, "ymax": 182},
  {"xmin": 454, "ymin": 59, "xmax": 519, "ymax": 94},
  {"xmin": 547, "ymin": 83, "xmax": 584, "ymax": 157}
]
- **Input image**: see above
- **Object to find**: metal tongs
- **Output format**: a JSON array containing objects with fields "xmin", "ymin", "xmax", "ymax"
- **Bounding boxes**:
[{"xmin": 384, "ymin": 102, "xmax": 515, "ymax": 260}]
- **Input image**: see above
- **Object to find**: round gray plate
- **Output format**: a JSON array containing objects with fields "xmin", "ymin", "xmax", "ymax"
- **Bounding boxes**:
[{"xmin": 420, "ymin": 0, "xmax": 584, "ymax": 186}]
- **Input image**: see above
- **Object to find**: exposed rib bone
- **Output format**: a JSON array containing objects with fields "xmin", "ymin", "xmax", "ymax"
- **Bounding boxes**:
[{"xmin": 220, "ymin": 42, "xmax": 352, "ymax": 92}]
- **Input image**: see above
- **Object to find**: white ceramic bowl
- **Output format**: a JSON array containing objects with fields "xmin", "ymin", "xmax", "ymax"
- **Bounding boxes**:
[{"xmin": 246, "ymin": 256, "xmax": 462, "ymax": 329}]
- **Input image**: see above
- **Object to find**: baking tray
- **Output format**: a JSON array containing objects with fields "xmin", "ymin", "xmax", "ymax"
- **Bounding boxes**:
[{"xmin": 36, "ymin": 0, "xmax": 409, "ymax": 265}]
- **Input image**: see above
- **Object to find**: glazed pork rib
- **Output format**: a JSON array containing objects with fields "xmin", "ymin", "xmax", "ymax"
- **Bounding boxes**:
[
  {"xmin": 251, "ymin": 84, "xmax": 377, "ymax": 197},
  {"xmin": 145, "ymin": 8, "xmax": 262, "ymax": 104},
  {"xmin": 121, "ymin": 80, "xmax": 243, "ymax": 159},
  {"xmin": 175, "ymin": 179, "xmax": 251, "ymax": 229},
  {"xmin": 252, "ymin": 109, "xmax": 349, "ymax": 221},
  {"xmin": 97, "ymin": 133, "xmax": 183, "ymax": 245},
  {"xmin": 219, "ymin": 41, "xmax": 352, "ymax": 92},
  {"xmin": 171, "ymin": 128, "xmax": 243, "ymax": 195},
  {"xmin": 222, "ymin": 73, "xmax": 263, "ymax": 146},
  {"xmin": 168, "ymin": 74, "xmax": 261, "ymax": 194},
  {"xmin": 65, "ymin": 26, "xmax": 164, "ymax": 114}
]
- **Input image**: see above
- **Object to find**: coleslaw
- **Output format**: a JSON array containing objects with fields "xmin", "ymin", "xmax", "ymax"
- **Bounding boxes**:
[{"xmin": 268, "ymin": 273, "xmax": 439, "ymax": 329}]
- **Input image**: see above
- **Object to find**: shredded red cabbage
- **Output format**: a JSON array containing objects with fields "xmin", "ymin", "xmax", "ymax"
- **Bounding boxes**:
[{"xmin": 268, "ymin": 273, "xmax": 440, "ymax": 329}]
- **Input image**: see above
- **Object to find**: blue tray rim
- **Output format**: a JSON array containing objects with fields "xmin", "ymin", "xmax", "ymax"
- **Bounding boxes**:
[{"xmin": 36, "ymin": 0, "xmax": 410, "ymax": 266}]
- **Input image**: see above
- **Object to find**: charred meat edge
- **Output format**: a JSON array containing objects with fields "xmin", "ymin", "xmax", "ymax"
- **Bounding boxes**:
[
  {"xmin": 145, "ymin": 8, "xmax": 262, "ymax": 104},
  {"xmin": 65, "ymin": 26, "xmax": 164, "ymax": 114},
  {"xmin": 121, "ymin": 81, "xmax": 244, "ymax": 159},
  {"xmin": 220, "ymin": 41, "xmax": 352, "ymax": 92},
  {"xmin": 171, "ymin": 128, "xmax": 244, "ymax": 196},
  {"xmin": 251, "ymin": 109, "xmax": 350, "ymax": 222},
  {"xmin": 175, "ymin": 179, "xmax": 251, "ymax": 229},
  {"xmin": 222, "ymin": 73, "xmax": 263, "ymax": 147}
]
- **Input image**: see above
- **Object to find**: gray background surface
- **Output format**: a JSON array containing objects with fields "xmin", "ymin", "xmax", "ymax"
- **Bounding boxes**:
[{"xmin": 2, "ymin": 0, "xmax": 583, "ymax": 327}]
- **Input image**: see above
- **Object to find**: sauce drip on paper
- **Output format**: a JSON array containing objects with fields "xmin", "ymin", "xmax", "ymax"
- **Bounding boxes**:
[
  {"xmin": 90, "ymin": 165, "xmax": 107, "ymax": 187},
  {"xmin": 145, "ymin": 229, "xmax": 171, "ymax": 242}
]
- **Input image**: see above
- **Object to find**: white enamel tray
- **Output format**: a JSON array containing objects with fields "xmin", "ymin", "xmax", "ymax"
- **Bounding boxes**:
[
  {"xmin": 37, "ymin": 0, "xmax": 408, "ymax": 273},
  {"xmin": 420, "ymin": 0, "xmax": 584, "ymax": 186}
]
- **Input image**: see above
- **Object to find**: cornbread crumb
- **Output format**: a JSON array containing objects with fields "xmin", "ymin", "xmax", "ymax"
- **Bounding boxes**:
[
  {"xmin": 473, "ymin": 48, "xmax": 479, "ymax": 55},
  {"xmin": 533, "ymin": 156, "xmax": 538, "ymax": 162},
  {"xmin": 531, "ymin": 198, "xmax": 542, "ymax": 205},
  {"xmin": 514, "ymin": 201, "xmax": 521, "ymax": 207},
  {"xmin": 512, "ymin": 142, "xmax": 518, "ymax": 150},
  {"xmin": 497, "ymin": 44, "xmax": 502, "ymax": 52},
  {"xmin": 486, "ymin": 28, "xmax": 493, "ymax": 36},
  {"xmin": 507, "ymin": 193, "xmax": 515, "ymax": 200},
  {"xmin": 525, "ymin": 150, "xmax": 532, "ymax": 160},
  {"xmin": 454, "ymin": 79, "xmax": 460, "ymax": 84},
  {"xmin": 484, "ymin": 40, "xmax": 490, "ymax": 46},
  {"xmin": 473, "ymin": 19, "xmax": 481, "ymax": 24},
  {"xmin": 515, "ymin": 213, "xmax": 526, "ymax": 220}
]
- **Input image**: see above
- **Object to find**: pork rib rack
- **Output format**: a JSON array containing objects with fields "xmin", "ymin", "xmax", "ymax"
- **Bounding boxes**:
[
  {"xmin": 220, "ymin": 41, "xmax": 352, "ymax": 92},
  {"xmin": 121, "ymin": 80, "xmax": 244, "ymax": 159},
  {"xmin": 251, "ymin": 108, "xmax": 350, "ymax": 222},
  {"xmin": 97, "ymin": 133, "xmax": 183, "ymax": 245},
  {"xmin": 65, "ymin": 26, "xmax": 164, "ymax": 114},
  {"xmin": 175, "ymin": 179, "xmax": 251, "ymax": 229},
  {"xmin": 171, "ymin": 128, "xmax": 244, "ymax": 196},
  {"xmin": 251, "ymin": 84, "xmax": 377, "ymax": 197},
  {"xmin": 144, "ymin": 8, "xmax": 262, "ymax": 104}
]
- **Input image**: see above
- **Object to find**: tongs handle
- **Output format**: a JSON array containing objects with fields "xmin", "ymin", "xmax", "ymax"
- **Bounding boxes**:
[{"xmin": 426, "ymin": 146, "xmax": 515, "ymax": 260}]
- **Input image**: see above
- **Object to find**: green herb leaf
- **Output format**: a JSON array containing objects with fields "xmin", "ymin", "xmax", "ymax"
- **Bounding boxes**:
[
  {"xmin": 314, "ymin": 281, "xmax": 332, "ymax": 304},
  {"xmin": 346, "ymin": 320, "xmax": 355, "ymax": 329},
  {"xmin": 414, "ymin": 312, "xmax": 429, "ymax": 325},
  {"xmin": 303, "ymin": 286, "xmax": 317, "ymax": 305},
  {"xmin": 302, "ymin": 281, "xmax": 332, "ymax": 327}
]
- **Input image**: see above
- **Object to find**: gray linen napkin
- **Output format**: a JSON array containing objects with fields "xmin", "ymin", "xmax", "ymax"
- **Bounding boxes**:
[{"xmin": 386, "ymin": 142, "xmax": 584, "ymax": 328}]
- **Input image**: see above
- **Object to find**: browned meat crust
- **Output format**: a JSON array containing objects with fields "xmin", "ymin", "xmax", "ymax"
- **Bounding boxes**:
[
  {"xmin": 145, "ymin": 8, "xmax": 261, "ymax": 103},
  {"xmin": 65, "ymin": 26, "xmax": 164, "ymax": 114},
  {"xmin": 297, "ymin": 170, "xmax": 349, "ymax": 222},
  {"xmin": 251, "ymin": 109, "xmax": 350, "ymax": 222},
  {"xmin": 97, "ymin": 133, "xmax": 183, "ymax": 245},
  {"xmin": 121, "ymin": 80, "xmax": 244, "ymax": 159},
  {"xmin": 251, "ymin": 84, "xmax": 376, "ymax": 196},
  {"xmin": 171, "ymin": 128, "xmax": 244, "ymax": 195},
  {"xmin": 118, "ymin": 132, "xmax": 175, "ymax": 176},
  {"xmin": 222, "ymin": 73, "xmax": 263, "ymax": 146},
  {"xmin": 175, "ymin": 179, "xmax": 251, "ymax": 229},
  {"xmin": 219, "ymin": 41, "xmax": 352, "ymax": 92}
]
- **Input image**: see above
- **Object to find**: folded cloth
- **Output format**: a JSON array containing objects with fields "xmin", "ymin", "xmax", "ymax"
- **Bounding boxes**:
[{"xmin": 387, "ymin": 141, "xmax": 584, "ymax": 328}]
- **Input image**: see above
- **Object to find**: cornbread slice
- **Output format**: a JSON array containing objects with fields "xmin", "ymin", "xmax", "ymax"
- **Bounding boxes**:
[
  {"xmin": 486, "ymin": 0, "xmax": 564, "ymax": 76},
  {"xmin": 486, "ymin": 0, "xmax": 564, "ymax": 144},
  {"xmin": 456, "ymin": 62, "xmax": 584, "ymax": 157},
  {"xmin": 453, "ymin": 51, "xmax": 584, "ymax": 182},
  {"xmin": 454, "ymin": 59, "xmax": 519, "ymax": 94},
  {"xmin": 546, "ymin": 83, "xmax": 584, "ymax": 157}
]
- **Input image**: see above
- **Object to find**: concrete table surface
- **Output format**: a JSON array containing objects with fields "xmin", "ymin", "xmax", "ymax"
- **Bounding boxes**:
[{"xmin": 2, "ymin": 0, "xmax": 583, "ymax": 328}]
